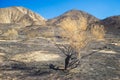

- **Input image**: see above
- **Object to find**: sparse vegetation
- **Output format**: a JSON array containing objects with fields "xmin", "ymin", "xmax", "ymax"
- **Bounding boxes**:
[
  {"xmin": 2, "ymin": 29, "xmax": 18, "ymax": 40},
  {"xmin": 26, "ymin": 30, "xmax": 38, "ymax": 39},
  {"xmin": 53, "ymin": 17, "xmax": 105, "ymax": 71}
]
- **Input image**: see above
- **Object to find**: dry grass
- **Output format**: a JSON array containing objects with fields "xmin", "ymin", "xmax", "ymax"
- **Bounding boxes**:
[
  {"xmin": 27, "ymin": 31, "xmax": 38, "ymax": 39},
  {"xmin": 2, "ymin": 29, "xmax": 18, "ymax": 40},
  {"xmin": 91, "ymin": 25, "xmax": 105, "ymax": 40},
  {"xmin": 41, "ymin": 32, "xmax": 54, "ymax": 38}
]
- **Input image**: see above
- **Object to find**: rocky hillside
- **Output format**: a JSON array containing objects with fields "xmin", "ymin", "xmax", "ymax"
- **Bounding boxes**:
[
  {"xmin": 0, "ymin": 7, "xmax": 46, "ymax": 26},
  {"xmin": 101, "ymin": 15, "xmax": 120, "ymax": 36}
]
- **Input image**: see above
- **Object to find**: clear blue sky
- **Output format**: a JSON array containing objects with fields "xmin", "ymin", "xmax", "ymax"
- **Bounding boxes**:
[{"xmin": 0, "ymin": 0, "xmax": 120, "ymax": 19}]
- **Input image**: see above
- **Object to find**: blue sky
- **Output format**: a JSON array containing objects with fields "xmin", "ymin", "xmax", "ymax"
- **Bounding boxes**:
[{"xmin": 0, "ymin": 0, "xmax": 120, "ymax": 19}]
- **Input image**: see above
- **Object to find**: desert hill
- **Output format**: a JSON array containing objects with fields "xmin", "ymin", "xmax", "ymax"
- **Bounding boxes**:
[
  {"xmin": 0, "ymin": 7, "xmax": 46, "ymax": 40},
  {"xmin": 0, "ymin": 7, "xmax": 46, "ymax": 26}
]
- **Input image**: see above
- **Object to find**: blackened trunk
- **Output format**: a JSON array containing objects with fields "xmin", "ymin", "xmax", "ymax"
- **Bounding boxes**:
[{"xmin": 65, "ymin": 55, "xmax": 71, "ymax": 70}]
